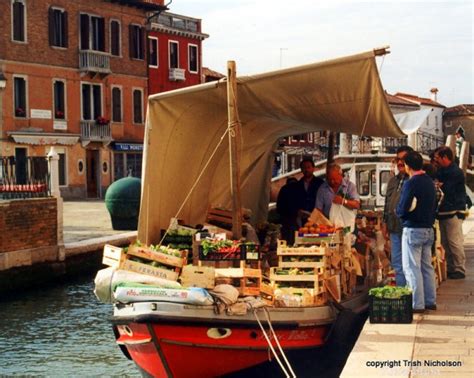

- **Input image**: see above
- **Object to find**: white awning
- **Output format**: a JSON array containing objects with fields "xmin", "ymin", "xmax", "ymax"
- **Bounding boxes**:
[
  {"xmin": 9, "ymin": 132, "xmax": 80, "ymax": 146},
  {"xmin": 394, "ymin": 108, "xmax": 432, "ymax": 135}
]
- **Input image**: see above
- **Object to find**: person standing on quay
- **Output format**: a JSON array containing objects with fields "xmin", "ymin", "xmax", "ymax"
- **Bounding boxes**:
[
  {"xmin": 396, "ymin": 151, "xmax": 437, "ymax": 313},
  {"xmin": 433, "ymin": 146, "xmax": 467, "ymax": 279},
  {"xmin": 382, "ymin": 145, "xmax": 413, "ymax": 287}
]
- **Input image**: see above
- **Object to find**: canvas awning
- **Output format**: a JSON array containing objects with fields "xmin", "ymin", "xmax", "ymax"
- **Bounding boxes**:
[{"xmin": 139, "ymin": 49, "xmax": 405, "ymax": 243}]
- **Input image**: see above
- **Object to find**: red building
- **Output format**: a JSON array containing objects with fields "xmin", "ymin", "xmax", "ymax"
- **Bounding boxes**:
[
  {"xmin": 147, "ymin": 12, "xmax": 209, "ymax": 94},
  {"xmin": 0, "ymin": 0, "xmax": 166, "ymax": 199}
]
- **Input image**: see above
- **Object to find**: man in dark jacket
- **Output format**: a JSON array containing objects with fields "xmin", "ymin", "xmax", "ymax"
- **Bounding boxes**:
[
  {"xmin": 396, "ymin": 151, "xmax": 437, "ymax": 313},
  {"xmin": 382, "ymin": 145, "xmax": 413, "ymax": 286},
  {"xmin": 276, "ymin": 177, "xmax": 299, "ymax": 244},
  {"xmin": 296, "ymin": 158, "xmax": 324, "ymax": 220},
  {"xmin": 433, "ymin": 146, "xmax": 467, "ymax": 279}
]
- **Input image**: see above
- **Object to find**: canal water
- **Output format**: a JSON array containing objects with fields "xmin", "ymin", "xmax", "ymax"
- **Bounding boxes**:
[
  {"xmin": 0, "ymin": 271, "xmax": 366, "ymax": 377},
  {"xmin": 0, "ymin": 273, "xmax": 139, "ymax": 377}
]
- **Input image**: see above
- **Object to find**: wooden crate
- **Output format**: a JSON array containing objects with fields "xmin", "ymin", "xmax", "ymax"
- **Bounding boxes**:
[
  {"xmin": 294, "ymin": 230, "xmax": 343, "ymax": 245},
  {"xmin": 102, "ymin": 244, "xmax": 124, "ymax": 268},
  {"xmin": 102, "ymin": 244, "xmax": 185, "ymax": 281},
  {"xmin": 277, "ymin": 240, "xmax": 327, "ymax": 256},
  {"xmin": 274, "ymin": 287, "xmax": 316, "ymax": 307},
  {"xmin": 179, "ymin": 265, "xmax": 215, "ymax": 289},
  {"xmin": 215, "ymin": 267, "xmax": 262, "ymax": 296},
  {"xmin": 128, "ymin": 245, "xmax": 187, "ymax": 269},
  {"xmin": 270, "ymin": 267, "xmax": 325, "ymax": 294},
  {"xmin": 120, "ymin": 259, "xmax": 179, "ymax": 281},
  {"xmin": 260, "ymin": 281, "xmax": 275, "ymax": 305}
]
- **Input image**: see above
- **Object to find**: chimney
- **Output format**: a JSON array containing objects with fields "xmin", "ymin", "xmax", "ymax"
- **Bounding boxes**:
[{"xmin": 430, "ymin": 87, "xmax": 438, "ymax": 102}]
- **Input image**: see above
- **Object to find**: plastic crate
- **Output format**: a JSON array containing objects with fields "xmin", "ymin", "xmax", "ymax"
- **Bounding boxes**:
[{"xmin": 369, "ymin": 294, "xmax": 413, "ymax": 324}]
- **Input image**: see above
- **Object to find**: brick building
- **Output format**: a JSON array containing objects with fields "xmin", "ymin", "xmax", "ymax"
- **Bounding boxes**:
[
  {"xmin": 147, "ymin": 11, "xmax": 209, "ymax": 94},
  {"xmin": 0, "ymin": 0, "xmax": 166, "ymax": 199}
]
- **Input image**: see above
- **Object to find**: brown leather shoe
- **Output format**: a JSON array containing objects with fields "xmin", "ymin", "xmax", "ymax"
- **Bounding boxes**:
[{"xmin": 425, "ymin": 304, "xmax": 437, "ymax": 310}]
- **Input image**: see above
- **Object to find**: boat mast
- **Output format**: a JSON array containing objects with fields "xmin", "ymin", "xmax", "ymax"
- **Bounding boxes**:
[{"xmin": 227, "ymin": 61, "xmax": 243, "ymax": 239}]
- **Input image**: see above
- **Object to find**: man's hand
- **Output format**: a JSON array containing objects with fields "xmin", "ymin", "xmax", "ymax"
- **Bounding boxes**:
[{"xmin": 333, "ymin": 195, "xmax": 344, "ymax": 205}]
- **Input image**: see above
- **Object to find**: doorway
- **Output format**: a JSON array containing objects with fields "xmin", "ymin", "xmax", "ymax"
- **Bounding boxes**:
[
  {"xmin": 86, "ymin": 149, "xmax": 100, "ymax": 198},
  {"xmin": 15, "ymin": 147, "xmax": 27, "ymax": 185}
]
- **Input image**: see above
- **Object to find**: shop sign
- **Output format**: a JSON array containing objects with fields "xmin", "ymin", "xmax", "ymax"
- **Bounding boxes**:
[
  {"xmin": 53, "ymin": 121, "xmax": 67, "ymax": 130},
  {"xmin": 30, "ymin": 109, "xmax": 52, "ymax": 119},
  {"xmin": 114, "ymin": 143, "xmax": 143, "ymax": 152}
]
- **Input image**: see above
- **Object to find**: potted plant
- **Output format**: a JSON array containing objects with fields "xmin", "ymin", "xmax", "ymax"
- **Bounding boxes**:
[
  {"xmin": 96, "ymin": 116, "xmax": 110, "ymax": 125},
  {"xmin": 55, "ymin": 110, "xmax": 65, "ymax": 119},
  {"xmin": 15, "ymin": 107, "xmax": 26, "ymax": 117}
]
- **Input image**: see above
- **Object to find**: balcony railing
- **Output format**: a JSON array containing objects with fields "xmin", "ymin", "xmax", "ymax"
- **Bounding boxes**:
[
  {"xmin": 151, "ymin": 13, "xmax": 199, "ymax": 33},
  {"xmin": 80, "ymin": 121, "xmax": 112, "ymax": 143},
  {"xmin": 79, "ymin": 50, "xmax": 111, "ymax": 75}
]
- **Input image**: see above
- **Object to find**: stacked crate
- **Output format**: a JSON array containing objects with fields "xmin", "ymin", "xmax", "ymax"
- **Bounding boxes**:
[
  {"xmin": 102, "ymin": 244, "xmax": 187, "ymax": 281},
  {"xmin": 269, "ymin": 240, "xmax": 330, "ymax": 306}
]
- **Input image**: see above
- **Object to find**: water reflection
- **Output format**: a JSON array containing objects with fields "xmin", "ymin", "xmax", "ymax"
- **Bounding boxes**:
[{"xmin": 0, "ymin": 275, "xmax": 138, "ymax": 376}]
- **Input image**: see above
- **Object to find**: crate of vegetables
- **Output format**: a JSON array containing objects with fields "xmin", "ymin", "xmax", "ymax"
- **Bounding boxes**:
[
  {"xmin": 198, "ymin": 239, "xmax": 242, "ymax": 261},
  {"xmin": 121, "ymin": 241, "xmax": 187, "ymax": 281},
  {"xmin": 295, "ymin": 221, "xmax": 343, "ymax": 245},
  {"xmin": 369, "ymin": 286, "xmax": 413, "ymax": 324}
]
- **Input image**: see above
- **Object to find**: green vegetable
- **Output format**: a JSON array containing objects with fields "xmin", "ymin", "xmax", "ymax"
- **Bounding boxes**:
[{"xmin": 369, "ymin": 285, "xmax": 412, "ymax": 299}]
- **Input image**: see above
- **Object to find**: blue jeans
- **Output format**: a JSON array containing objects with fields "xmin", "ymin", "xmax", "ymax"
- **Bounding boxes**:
[
  {"xmin": 390, "ymin": 232, "xmax": 406, "ymax": 287},
  {"xmin": 402, "ymin": 228, "xmax": 436, "ymax": 310}
]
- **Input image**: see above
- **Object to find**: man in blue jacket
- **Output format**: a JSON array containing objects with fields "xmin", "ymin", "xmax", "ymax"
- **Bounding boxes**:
[
  {"xmin": 396, "ymin": 151, "xmax": 437, "ymax": 313},
  {"xmin": 433, "ymin": 146, "xmax": 467, "ymax": 279}
]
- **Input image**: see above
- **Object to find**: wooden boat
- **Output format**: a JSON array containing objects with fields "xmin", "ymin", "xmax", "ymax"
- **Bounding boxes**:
[{"xmin": 107, "ymin": 47, "xmax": 409, "ymax": 377}]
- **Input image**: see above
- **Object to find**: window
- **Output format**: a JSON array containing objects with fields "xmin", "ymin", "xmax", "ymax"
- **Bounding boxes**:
[
  {"xmin": 129, "ymin": 24, "xmax": 144, "ymax": 60},
  {"xmin": 14, "ymin": 76, "xmax": 27, "ymax": 118},
  {"xmin": 169, "ymin": 41, "xmax": 179, "ymax": 68},
  {"xmin": 380, "ymin": 170, "xmax": 391, "ymax": 196},
  {"xmin": 81, "ymin": 83, "xmax": 102, "ymax": 120},
  {"xmin": 80, "ymin": 14, "xmax": 105, "ymax": 51},
  {"xmin": 49, "ymin": 7, "xmax": 68, "ymax": 48},
  {"xmin": 370, "ymin": 169, "xmax": 376, "ymax": 196},
  {"xmin": 110, "ymin": 20, "xmax": 121, "ymax": 56},
  {"xmin": 133, "ymin": 89, "xmax": 143, "ymax": 124},
  {"xmin": 357, "ymin": 169, "xmax": 370, "ymax": 196},
  {"xmin": 12, "ymin": 0, "xmax": 26, "ymax": 42},
  {"xmin": 188, "ymin": 44, "xmax": 198, "ymax": 73},
  {"xmin": 53, "ymin": 80, "xmax": 66, "ymax": 119},
  {"xmin": 112, "ymin": 87, "xmax": 122, "ymax": 122},
  {"xmin": 148, "ymin": 37, "xmax": 158, "ymax": 67}
]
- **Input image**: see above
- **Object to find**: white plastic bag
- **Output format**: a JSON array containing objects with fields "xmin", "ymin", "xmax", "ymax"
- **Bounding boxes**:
[{"xmin": 329, "ymin": 203, "xmax": 356, "ymax": 232}]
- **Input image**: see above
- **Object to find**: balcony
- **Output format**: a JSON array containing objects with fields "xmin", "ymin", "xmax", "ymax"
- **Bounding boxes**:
[
  {"xmin": 79, "ymin": 50, "xmax": 111, "ymax": 75},
  {"xmin": 80, "ymin": 121, "xmax": 112, "ymax": 145},
  {"xmin": 169, "ymin": 68, "xmax": 186, "ymax": 81}
]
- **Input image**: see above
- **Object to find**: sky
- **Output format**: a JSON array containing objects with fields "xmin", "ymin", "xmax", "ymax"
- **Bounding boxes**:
[{"xmin": 167, "ymin": 0, "xmax": 473, "ymax": 107}]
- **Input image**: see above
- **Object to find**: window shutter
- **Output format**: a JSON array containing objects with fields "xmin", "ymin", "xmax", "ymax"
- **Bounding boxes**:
[
  {"xmin": 98, "ymin": 17, "xmax": 105, "ymax": 52},
  {"xmin": 13, "ymin": 2, "xmax": 25, "ymax": 41},
  {"xmin": 140, "ymin": 27, "xmax": 145, "ymax": 60},
  {"xmin": 48, "ymin": 8, "xmax": 54, "ymax": 46},
  {"xmin": 111, "ymin": 21, "xmax": 119, "ymax": 56},
  {"xmin": 63, "ymin": 11, "xmax": 69, "ymax": 48},
  {"xmin": 80, "ymin": 14, "xmax": 89, "ymax": 50},
  {"xmin": 129, "ymin": 24, "xmax": 135, "ymax": 58},
  {"xmin": 112, "ymin": 88, "xmax": 121, "ymax": 122}
]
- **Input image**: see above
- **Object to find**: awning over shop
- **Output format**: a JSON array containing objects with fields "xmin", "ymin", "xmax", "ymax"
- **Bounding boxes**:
[
  {"xmin": 9, "ymin": 132, "xmax": 80, "ymax": 146},
  {"xmin": 139, "ymin": 49, "xmax": 406, "ymax": 243}
]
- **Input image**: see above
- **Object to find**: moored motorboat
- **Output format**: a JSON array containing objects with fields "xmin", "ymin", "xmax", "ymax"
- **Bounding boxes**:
[{"xmin": 112, "ymin": 289, "xmax": 368, "ymax": 377}]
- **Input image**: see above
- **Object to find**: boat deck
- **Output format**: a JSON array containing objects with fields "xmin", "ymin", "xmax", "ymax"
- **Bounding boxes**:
[{"xmin": 341, "ymin": 214, "xmax": 474, "ymax": 377}]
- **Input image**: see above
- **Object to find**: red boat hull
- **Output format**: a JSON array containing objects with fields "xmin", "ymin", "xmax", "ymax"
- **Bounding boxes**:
[{"xmin": 116, "ymin": 321, "xmax": 330, "ymax": 377}]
